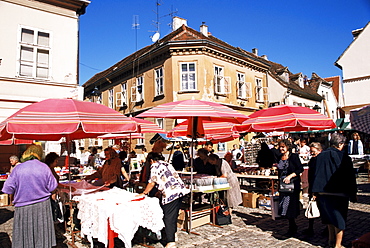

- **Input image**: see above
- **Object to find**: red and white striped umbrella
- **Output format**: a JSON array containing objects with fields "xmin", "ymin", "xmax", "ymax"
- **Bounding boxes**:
[
  {"xmin": 168, "ymin": 120, "xmax": 235, "ymax": 137},
  {"xmin": 98, "ymin": 133, "xmax": 144, "ymax": 140},
  {"xmin": 234, "ymin": 105, "xmax": 336, "ymax": 133},
  {"xmin": 137, "ymin": 99, "xmax": 248, "ymax": 138},
  {"xmin": 0, "ymin": 98, "xmax": 138, "ymax": 141},
  {"xmin": 0, "ymin": 139, "xmax": 34, "ymax": 145},
  {"xmin": 127, "ymin": 117, "xmax": 165, "ymax": 133}
]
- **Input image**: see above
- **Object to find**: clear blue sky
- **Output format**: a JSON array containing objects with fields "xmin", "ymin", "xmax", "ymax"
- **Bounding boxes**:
[{"xmin": 78, "ymin": 0, "xmax": 370, "ymax": 85}]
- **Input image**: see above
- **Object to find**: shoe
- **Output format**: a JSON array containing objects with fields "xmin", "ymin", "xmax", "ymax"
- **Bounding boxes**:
[{"xmin": 165, "ymin": 242, "xmax": 176, "ymax": 248}]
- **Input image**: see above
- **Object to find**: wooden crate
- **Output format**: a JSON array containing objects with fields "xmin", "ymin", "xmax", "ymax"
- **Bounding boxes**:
[{"xmin": 182, "ymin": 205, "xmax": 212, "ymax": 231}]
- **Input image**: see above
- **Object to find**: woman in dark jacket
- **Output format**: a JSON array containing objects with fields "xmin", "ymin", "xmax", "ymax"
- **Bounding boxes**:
[
  {"xmin": 312, "ymin": 133, "xmax": 357, "ymax": 248},
  {"xmin": 277, "ymin": 139, "xmax": 304, "ymax": 237}
]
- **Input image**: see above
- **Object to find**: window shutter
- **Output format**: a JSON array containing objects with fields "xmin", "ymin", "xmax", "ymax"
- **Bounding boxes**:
[
  {"xmin": 245, "ymin": 82, "xmax": 252, "ymax": 98},
  {"xmin": 263, "ymin": 87, "xmax": 269, "ymax": 101},
  {"xmin": 224, "ymin": 76, "xmax": 231, "ymax": 94},
  {"xmin": 131, "ymin": 86, "xmax": 137, "ymax": 102},
  {"xmin": 116, "ymin": 92, "xmax": 122, "ymax": 107}
]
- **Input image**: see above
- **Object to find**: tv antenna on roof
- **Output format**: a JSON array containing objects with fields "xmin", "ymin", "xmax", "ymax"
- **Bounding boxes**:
[
  {"xmin": 150, "ymin": 0, "xmax": 161, "ymax": 42},
  {"xmin": 132, "ymin": 15, "xmax": 140, "ymax": 51}
]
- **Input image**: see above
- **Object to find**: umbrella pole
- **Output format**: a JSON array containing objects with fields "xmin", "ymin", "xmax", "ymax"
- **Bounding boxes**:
[
  {"xmin": 66, "ymin": 137, "xmax": 72, "ymax": 201},
  {"xmin": 189, "ymin": 116, "xmax": 197, "ymax": 233}
]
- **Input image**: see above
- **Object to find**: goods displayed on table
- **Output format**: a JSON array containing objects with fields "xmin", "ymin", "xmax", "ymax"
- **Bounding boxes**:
[
  {"xmin": 234, "ymin": 167, "xmax": 277, "ymax": 176},
  {"xmin": 77, "ymin": 188, "xmax": 164, "ymax": 248},
  {"xmin": 181, "ymin": 175, "xmax": 230, "ymax": 191}
]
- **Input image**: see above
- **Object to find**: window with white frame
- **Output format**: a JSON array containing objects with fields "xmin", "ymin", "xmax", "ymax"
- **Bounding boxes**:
[
  {"xmin": 19, "ymin": 27, "xmax": 50, "ymax": 78},
  {"xmin": 131, "ymin": 76, "xmax": 144, "ymax": 102},
  {"xmin": 116, "ymin": 83, "xmax": 127, "ymax": 107},
  {"xmin": 181, "ymin": 63, "xmax": 196, "ymax": 91},
  {"xmin": 255, "ymin": 77, "xmax": 263, "ymax": 102},
  {"xmin": 214, "ymin": 66, "xmax": 225, "ymax": 94},
  {"xmin": 108, "ymin": 89, "xmax": 114, "ymax": 109},
  {"xmin": 155, "ymin": 67, "xmax": 164, "ymax": 96},
  {"xmin": 237, "ymin": 73, "xmax": 251, "ymax": 99}
]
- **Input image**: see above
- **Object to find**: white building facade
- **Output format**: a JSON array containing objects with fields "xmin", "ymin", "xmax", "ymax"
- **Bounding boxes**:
[
  {"xmin": 0, "ymin": 0, "xmax": 89, "ymax": 121},
  {"xmin": 336, "ymin": 22, "xmax": 370, "ymax": 119}
]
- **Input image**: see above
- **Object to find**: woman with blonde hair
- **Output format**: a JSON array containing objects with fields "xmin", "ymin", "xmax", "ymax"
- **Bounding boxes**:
[{"xmin": 3, "ymin": 145, "xmax": 58, "ymax": 248}]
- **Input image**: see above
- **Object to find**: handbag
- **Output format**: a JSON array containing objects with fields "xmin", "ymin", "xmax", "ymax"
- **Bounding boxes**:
[
  {"xmin": 305, "ymin": 199, "xmax": 320, "ymax": 219},
  {"xmin": 279, "ymin": 176, "xmax": 296, "ymax": 193},
  {"xmin": 215, "ymin": 204, "xmax": 232, "ymax": 225}
]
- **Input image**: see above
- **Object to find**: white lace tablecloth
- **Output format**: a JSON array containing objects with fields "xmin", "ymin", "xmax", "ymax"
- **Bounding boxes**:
[{"xmin": 77, "ymin": 187, "xmax": 164, "ymax": 248}]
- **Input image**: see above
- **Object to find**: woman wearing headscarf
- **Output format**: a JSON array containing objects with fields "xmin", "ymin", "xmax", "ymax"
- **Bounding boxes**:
[
  {"xmin": 2, "ymin": 145, "xmax": 58, "ymax": 248},
  {"xmin": 312, "ymin": 133, "xmax": 357, "ymax": 248},
  {"xmin": 277, "ymin": 139, "xmax": 304, "ymax": 237}
]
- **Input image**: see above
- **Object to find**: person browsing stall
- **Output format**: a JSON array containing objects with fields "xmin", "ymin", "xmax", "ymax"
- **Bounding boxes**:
[
  {"xmin": 223, "ymin": 152, "xmax": 237, "ymax": 171},
  {"xmin": 85, "ymin": 147, "xmax": 129, "ymax": 187},
  {"xmin": 203, "ymin": 141, "xmax": 214, "ymax": 154},
  {"xmin": 9, "ymin": 155, "xmax": 20, "ymax": 173},
  {"xmin": 303, "ymin": 142, "xmax": 323, "ymax": 236},
  {"xmin": 312, "ymin": 133, "xmax": 357, "ymax": 248},
  {"xmin": 193, "ymin": 148, "xmax": 217, "ymax": 176},
  {"xmin": 2, "ymin": 145, "xmax": 58, "ymax": 248},
  {"xmin": 277, "ymin": 139, "xmax": 304, "ymax": 237},
  {"xmin": 137, "ymin": 152, "xmax": 190, "ymax": 248},
  {"xmin": 208, "ymin": 154, "xmax": 242, "ymax": 214}
]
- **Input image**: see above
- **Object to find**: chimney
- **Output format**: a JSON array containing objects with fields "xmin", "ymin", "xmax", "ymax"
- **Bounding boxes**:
[
  {"xmin": 352, "ymin": 28, "xmax": 363, "ymax": 39},
  {"xmin": 172, "ymin": 16, "xmax": 187, "ymax": 31},
  {"xmin": 200, "ymin": 22, "xmax": 208, "ymax": 37},
  {"xmin": 261, "ymin": 55, "xmax": 268, "ymax": 60},
  {"xmin": 252, "ymin": 48, "xmax": 258, "ymax": 56}
]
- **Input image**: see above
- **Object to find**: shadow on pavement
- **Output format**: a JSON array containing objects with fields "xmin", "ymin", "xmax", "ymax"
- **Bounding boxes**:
[
  {"xmin": 0, "ymin": 209, "xmax": 13, "ymax": 225},
  {"xmin": 0, "ymin": 232, "xmax": 11, "ymax": 248},
  {"xmin": 236, "ymin": 194, "xmax": 370, "ymax": 248}
]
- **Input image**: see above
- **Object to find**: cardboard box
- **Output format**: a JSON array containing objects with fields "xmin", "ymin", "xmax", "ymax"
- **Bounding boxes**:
[
  {"xmin": 0, "ymin": 194, "xmax": 9, "ymax": 206},
  {"xmin": 258, "ymin": 195, "xmax": 271, "ymax": 210},
  {"xmin": 242, "ymin": 191, "xmax": 259, "ymax": 208}
]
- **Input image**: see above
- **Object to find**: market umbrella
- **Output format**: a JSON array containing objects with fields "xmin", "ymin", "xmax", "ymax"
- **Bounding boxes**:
[
  {"xmin": 0, "ymin": 139, "xmax": 34, "ymax": 145},
  {"xmin": 234, "ymin": 105, "xmax": 336, "ymax": 133},
  {"xmin": 0, "ymin": 98, "xmax": 138, "ymax": 141},
  {"xmin": 127, "ymin": 117, "xmax": 166, "ymax": 134},
  {"xmin": 205, "ymin": 133, "xmax": 239, "ymax": 143},
  {"xmin": 137, "ymin": 99, "xmax": 248, "ymax": 138},
  {"xmin": 137, "ymin": 99, "xmax": 248, "ymax": 232},
  {"xmin": 0, "ymin": 98, "xmax": 140, "ymax": 198},
  {"xmin": 167, "ymin": 120, "xmax": 235, "ymax": 138},
  {"xmin": 350, "ymin": 104, "xmax": 370, "ymax": 134},
  {"xmin": 98, "ymin": 133, "xmax": 144, "ymax": 140}
]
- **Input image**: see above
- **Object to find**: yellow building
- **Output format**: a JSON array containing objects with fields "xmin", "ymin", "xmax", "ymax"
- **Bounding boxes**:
[{"xmin": 83, "ymin": 18, "xmax": 271, "ymax": 151}]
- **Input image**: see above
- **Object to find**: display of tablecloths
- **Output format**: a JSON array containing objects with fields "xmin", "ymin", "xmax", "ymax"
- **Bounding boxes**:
[{"xmin": 77, "ymin": 188, "xmax": 164, "ymax": 248}]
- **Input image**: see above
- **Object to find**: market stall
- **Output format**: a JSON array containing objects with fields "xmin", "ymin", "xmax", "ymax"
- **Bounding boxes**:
[{"xmin": 61, "ymin": 184, "xmax": 164, "ymax": 248}]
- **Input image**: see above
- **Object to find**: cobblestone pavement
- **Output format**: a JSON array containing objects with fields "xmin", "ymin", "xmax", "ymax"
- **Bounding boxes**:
[{"xmin": 1, "ymin": 173, "xmax": 370, "ymax": 248}]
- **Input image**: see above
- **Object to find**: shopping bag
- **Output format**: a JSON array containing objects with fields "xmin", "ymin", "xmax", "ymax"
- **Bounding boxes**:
[
  {"xmin": 305, "ymin": 199, "xmax": 320, "ymax": 219},
  {"xmin": 216, "ymin": 205, "xmax": 232, "ymax": 225}
]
